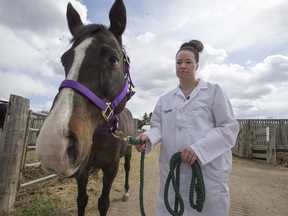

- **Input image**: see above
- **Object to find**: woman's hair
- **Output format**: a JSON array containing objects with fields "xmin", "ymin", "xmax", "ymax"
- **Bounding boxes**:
[{"xmin": 177, "ymin": 40, "xmax": 204, "ymax": 63}]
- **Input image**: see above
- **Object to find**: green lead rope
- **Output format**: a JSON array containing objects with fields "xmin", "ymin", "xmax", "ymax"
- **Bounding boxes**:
[
  {"xmin": 126, "ymin": 137, "xmax": 205, "ymax": 216},
  {"xmin": 164, "ymin": 152, "xmax": 205, "ymax": 215},
  {"xmin": 126, "ymin": 137, "xmax": 146, "ymax": 215}
]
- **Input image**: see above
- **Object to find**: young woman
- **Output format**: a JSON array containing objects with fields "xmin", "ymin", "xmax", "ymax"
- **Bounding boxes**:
[{"xmin": 136, "ymin": 40, "xmax": 239, "ymax": 216}]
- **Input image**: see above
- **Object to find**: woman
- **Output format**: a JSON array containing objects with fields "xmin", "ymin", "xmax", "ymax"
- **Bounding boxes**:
[{"xmin": 136, "ymin": 40, "xmax": 239, "ymax": 216}]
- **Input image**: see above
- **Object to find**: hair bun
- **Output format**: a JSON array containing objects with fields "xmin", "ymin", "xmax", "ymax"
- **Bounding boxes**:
[{"xmin": 180, "ymin": 40, "xmax": 204, "ymax": 53}]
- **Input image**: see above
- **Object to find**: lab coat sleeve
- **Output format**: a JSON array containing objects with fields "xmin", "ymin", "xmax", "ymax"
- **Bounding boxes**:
[
  {"xmin": 143, "ymin": 99, "xmax": 162, "ymax": 153},
  {"xmin": 191, "ymin": 86, "xmax": 239, "ymax": 165}
]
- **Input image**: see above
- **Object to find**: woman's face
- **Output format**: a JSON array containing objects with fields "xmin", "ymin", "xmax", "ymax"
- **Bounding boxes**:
[{"xmin": 176, "ymin": 50, "xmax": 198, "ymax": 82}]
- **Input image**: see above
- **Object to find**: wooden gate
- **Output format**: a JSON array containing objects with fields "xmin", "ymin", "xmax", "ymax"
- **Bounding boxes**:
[{"xmin": 232, "ymin": 119, "xmax": 288, "ymax": 165}]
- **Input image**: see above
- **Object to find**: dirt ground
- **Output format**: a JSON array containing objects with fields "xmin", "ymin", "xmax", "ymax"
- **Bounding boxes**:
[{"xmin": 16, "ymin": 146, "xmax": 288, "ymax": 216}]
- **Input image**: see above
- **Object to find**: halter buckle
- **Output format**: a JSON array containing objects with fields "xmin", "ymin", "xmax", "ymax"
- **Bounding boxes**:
[
  {"xmin": 123, "ymin": 51, "xmax": 130, "ymax": 67},
  {"xmin": 102, "ymin": 102, "xmax": 114, "ymax": 121}
]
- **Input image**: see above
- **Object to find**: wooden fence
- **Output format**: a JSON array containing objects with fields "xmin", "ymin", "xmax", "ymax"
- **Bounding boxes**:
[
  {"xmin": 0, "ymin": 95, "xmax": 30, "ymax": 214},
  {"xmin": 232, "ymin": 119, "xmax": 288, "ymax": 165},
  {"xmin": 0, "ymin": 95, "xmax": 57, "ymax": 214}
]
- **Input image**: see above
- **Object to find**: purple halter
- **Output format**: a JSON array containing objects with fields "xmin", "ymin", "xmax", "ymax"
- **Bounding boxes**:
[{"xmin": 59, "ymin": 53, "xmax": 135, "ymax": 133}]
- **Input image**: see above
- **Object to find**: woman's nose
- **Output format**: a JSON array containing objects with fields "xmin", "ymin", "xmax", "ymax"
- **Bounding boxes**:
[{"xmin": 180, "ymin": 63, "xmax": 186, "ymax": 68}]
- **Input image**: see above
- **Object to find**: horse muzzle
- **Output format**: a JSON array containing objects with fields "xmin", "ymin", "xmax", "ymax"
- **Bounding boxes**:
[{"xmin": 36, "ymin": 128, "xmax": 90, "ymax": 177}]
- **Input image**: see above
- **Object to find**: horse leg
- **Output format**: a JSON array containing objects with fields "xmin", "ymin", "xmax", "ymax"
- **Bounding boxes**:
[
  {"xmin": 76, "ymin": 169, "xmax": 89, "ymax": 216},
  {"xmin": 98, "ymin": 162, "xmax": 119, "ymax": 216},
  {"xmin": 122, "ymin": 147, "xmax": 132, "ymax": 202}
]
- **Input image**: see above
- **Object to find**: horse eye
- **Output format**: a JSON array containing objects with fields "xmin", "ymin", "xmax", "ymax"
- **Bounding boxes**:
[{"xmin": 108, "ymin": 56, "xmax": 119, "ymax": 64}]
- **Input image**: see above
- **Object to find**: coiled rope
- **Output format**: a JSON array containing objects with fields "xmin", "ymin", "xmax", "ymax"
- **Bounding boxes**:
[
  {"xmin": 124, "ymin": 136, "xmax": 206, "ymax": 216},
  {"xmin": 164, "ymin": 152, "xmax": 205, "ymax": 215}
]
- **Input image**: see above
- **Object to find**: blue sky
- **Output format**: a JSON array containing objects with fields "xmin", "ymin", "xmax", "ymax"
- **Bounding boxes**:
[{"xmin": 0, "ymin": 0, "xmax": 287, "ymax": 119}]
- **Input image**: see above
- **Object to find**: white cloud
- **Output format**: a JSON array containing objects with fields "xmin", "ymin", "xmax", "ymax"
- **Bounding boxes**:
[
  {"xmin": 136, "ymin": 32, "xmax": 157, "ymax": 45},
  {"xmin": 0, "ymin": 71, "xmax": 57, "ymax": 99},
  {"xmin": 0, "ymin": 0, "xmax": 87, "ymax": 105}
]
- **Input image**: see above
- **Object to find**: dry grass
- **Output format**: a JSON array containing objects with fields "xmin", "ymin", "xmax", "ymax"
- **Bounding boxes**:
[{"xmin": 13, "ymin": 147, "xmax": 141, "ymax": 215}]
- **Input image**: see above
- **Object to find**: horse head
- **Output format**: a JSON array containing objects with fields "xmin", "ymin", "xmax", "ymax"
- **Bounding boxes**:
[{"xmin": 36, "ymin": 0, "xmax": 133, "ymax": 177}]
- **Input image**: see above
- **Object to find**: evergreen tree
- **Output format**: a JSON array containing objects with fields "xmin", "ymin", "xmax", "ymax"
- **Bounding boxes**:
[{"xmin": 137, "ymin": 112, "xmax": 152, "ymax": 130}]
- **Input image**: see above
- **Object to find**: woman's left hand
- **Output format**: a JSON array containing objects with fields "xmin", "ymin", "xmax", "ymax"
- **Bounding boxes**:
[{"xmin": 181, "ymin": 147, "xmax": 198, "ymax": 165}]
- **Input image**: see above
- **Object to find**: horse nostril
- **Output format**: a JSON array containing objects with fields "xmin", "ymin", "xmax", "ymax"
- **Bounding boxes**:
[{"xmin": 67, "ymin": 132, "xmax": 79, "ymax": 165}]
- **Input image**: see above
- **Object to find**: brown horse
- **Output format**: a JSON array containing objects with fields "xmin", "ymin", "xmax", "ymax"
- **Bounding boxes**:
[{"xmin": 36, "ymin": 1, "xmax": 136, "ymax": 215}]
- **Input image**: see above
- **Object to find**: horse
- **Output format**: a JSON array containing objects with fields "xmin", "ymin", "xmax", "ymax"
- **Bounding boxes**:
[{"xmin": 36, "ymin": 1, "xmax": 136, "ymax": 215}]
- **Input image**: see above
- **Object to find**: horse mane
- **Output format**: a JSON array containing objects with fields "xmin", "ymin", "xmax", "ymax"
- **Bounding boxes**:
[{"xmin": 70, "ymin": 24, "xmax": 107, "ymax": 44}]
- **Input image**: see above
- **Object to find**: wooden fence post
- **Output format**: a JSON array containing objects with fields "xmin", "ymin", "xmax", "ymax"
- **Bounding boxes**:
[
  {"xmin": 267, "ymin": 126, "xmax": 276, "ymax": 165},
  {"xmin": 246, "ymin": 120, "xmax": 253, "ymax": 159},
  {"xmin": 0, "ymin": 95, "xmax": 29, "ymax": 214}
]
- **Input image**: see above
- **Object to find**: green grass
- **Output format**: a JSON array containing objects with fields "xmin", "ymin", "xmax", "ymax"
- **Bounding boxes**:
[{"xmin": 12, "ymin": 195, "xmax": 63, "ymax": 216}]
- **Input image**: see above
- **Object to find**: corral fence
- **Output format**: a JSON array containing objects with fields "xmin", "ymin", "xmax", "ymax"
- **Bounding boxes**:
[
  {"xmin": 0, "ymin": 94, "xmax": 56, "ymax": 214},
  {"xmin": 233, "ymin": 119, "xmax": 288, "ymax": 165}
]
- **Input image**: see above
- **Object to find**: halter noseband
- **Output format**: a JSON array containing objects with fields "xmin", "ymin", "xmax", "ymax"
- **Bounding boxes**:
[{"xmin": 59, "ymin": 52, "xmax": 135, "ymax": 133}]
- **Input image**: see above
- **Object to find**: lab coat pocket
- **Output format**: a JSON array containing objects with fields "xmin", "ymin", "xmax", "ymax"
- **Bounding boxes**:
[
  {"xmin": 201, "ymin": 169, "xmax": 230, "ymax": 215},
  {"xmin": 186, "ymin": 108, "xmax": 201, "ymax": 128},
  {"xmin": 201, "ymin": 169, "xmax": 222, "ymax": 203}
]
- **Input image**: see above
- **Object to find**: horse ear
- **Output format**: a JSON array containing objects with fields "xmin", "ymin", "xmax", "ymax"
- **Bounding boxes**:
[
  {"xmin": 66, "ymin": 2, "xmax": 84, "ymax": 37},
  {"xmin": 109, "ymin": 0, "xmax": 126, "ymax": 40}
]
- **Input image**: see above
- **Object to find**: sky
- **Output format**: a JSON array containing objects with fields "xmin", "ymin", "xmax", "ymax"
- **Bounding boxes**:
[{"xmin": 0, "ymin": 0, "xmax": 288, "ymax": 119}]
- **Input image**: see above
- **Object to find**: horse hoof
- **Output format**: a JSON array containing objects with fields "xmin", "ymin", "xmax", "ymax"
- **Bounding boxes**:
[{"xmin": 122, "ymin": 192, "xmax": 129, "ymax": 202}]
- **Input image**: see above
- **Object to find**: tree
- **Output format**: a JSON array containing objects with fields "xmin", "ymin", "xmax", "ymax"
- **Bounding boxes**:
[
  {"xmin": 142, "ymin": 112, "xmax": 150, "ymax": 125},
  {"xmin": 137, "ymin": 112, "xmax": 152, "ymax": 130}
]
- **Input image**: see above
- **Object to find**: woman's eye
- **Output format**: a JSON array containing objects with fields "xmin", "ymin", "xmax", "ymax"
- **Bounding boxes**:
[{"xmin": 108, "ymin": 56, "xmax": 119, "ymax": 64}]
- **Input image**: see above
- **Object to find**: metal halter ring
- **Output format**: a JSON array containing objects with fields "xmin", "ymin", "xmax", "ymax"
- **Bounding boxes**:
[{"xmin": 102, "ymin": 102, "xmax": 114, "ymax": 121}]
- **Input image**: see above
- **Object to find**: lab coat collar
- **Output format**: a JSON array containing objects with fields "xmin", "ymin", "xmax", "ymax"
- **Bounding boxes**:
[{"xmin": 173, "ymin": 78, "xmax": 208, "ymax": 97}]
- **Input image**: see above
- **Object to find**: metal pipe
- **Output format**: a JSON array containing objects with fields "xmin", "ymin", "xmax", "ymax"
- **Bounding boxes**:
[
  {"xmin": 20, "ymin": 174, "xmax": 57, "ymax": 188},
  {"xmin": 25, "ymin": 162, "xmax": 40, "ymax": 168}
]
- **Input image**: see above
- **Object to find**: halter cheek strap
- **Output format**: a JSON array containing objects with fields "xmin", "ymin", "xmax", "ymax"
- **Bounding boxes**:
[
  {"xmin": 59, "ymin": 79, "xmax": 128, "ymax": 121},
  {"xmin": 59, "ymin": 78, "xmax": 129, "ymax": 135}
]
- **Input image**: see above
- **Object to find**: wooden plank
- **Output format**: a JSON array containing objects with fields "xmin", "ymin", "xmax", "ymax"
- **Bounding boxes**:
[
  {"xmin": 254, "ymin": 128, "xmax": 266, "ymax": 135},
  {"xmin": 252, "ymin": 153, "xmax": 267, "ymax": 159},
  {"xmin": 253, "ymin": 145, "xmax": 267, "ymax": 151},
  {"xmin": 0, "ymin": 95, "xmax": 29, "ymax": 214}
]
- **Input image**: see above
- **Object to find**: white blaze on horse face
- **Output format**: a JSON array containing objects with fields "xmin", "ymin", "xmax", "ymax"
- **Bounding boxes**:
[
  {"xmin": 67, "ymin": 37, "xmax": 94, "ymax": 80},
  {"xmin": 36, "ymin": 38, "xmax": 94, "ymax": 177}
]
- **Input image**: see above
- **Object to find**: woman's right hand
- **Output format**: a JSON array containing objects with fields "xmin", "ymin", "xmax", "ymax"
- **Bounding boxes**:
[{"xmin": 135, "ymin": 134, "xmax": 149, "ymax": 152}]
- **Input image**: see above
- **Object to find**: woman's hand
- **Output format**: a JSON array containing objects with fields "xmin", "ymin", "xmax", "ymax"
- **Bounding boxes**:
[
  {"xmin": 135, "ymin": 134, "xmax": 149, "ymax": 153},
  {"xmin": 181, "ymin": 147, "xmax": 198, "ymax": 165}
]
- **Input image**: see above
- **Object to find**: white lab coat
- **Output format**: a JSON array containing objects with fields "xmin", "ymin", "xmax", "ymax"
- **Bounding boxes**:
[{"xmin": 144, "ymin": 79, "xmax": 239, "ymax": 216}]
